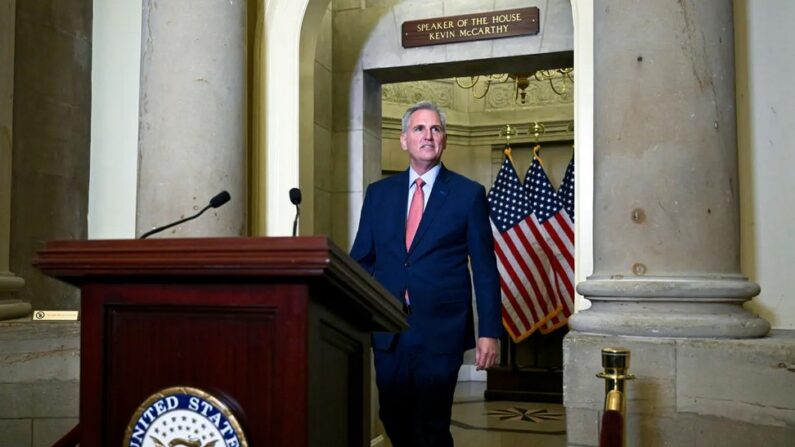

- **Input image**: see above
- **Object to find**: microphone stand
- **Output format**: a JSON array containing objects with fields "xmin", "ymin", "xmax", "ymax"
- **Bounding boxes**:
[
  {"xmin": 140, "ymin": 203, "xmax": 215, "ymax": 239},
  {"xmin": 292, "ymin": 204, "xmax": 300, "ymax": 237},
  {"xmin": 139, "ymin": 191, "xmax": 230, "ymax": 239}
]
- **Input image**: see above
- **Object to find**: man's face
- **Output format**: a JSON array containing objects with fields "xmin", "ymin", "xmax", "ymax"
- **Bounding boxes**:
[{"xmin": 400, "ymin": 109, "xmax": 446, "ymax": 174}]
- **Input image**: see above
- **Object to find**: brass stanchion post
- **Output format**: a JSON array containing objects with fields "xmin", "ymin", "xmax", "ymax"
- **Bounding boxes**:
[{"xmin": 596, "ymin": 348, "xmax": 635, "ymax": 447}]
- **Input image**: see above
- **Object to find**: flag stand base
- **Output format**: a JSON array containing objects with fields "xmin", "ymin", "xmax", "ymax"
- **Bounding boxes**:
[{"xmin": 484, "ymin": 327, "xmax": 566, "ymax": 402}]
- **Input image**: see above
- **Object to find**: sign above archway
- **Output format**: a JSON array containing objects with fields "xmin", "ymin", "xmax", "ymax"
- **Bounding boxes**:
[{"xmin": 402, "ymin": 7, "xmax": 539, "ymax": 48}]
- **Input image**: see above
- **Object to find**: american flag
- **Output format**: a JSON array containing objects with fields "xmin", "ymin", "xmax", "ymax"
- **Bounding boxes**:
[
  {"xmin": 560, "ymin": 157, "xmax": 575, "ymax": 222},
  {"xmin": 523, "ymin": 157, "xmax": 575, "ymax": 334},
  {"xmin": 488, "ymin": 152, "xmax": 561, "ymax": 342}
]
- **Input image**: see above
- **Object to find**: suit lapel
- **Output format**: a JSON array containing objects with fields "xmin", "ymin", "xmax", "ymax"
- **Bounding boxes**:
[
  {"xmin": 395, "ymin": 170, "xmax": 411, "ymax": 255},
  {"xmin": 408, "ymin": 165, "xmax": 451, "ymax": 254}
]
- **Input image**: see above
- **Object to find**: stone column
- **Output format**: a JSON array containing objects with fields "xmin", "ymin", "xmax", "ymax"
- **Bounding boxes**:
[
  {"xmin": 570, "ymin": 0, "xmax": 769, "ymax": 337},
  {"xmin": 137, "ymin": 0, "xmax": 246, "ymax": 237},
  {"xmin": 0, "ymin": 0, "xmax": 28, "ymax": 320}
]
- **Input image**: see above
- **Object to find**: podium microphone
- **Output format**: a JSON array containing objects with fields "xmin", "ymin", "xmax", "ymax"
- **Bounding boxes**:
[
  {"xmin": 289, "ymin": 188, "xmax": 301, "ymax": 237},
  {"xmin": 139, "ymin": 190, "xmax": 231, "ymax": 239}
]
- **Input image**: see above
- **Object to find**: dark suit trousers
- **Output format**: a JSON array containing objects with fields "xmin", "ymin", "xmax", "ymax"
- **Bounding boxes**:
[{"xmin": 374, "ymin": 324, "xmax": 464, "ymax": 447}]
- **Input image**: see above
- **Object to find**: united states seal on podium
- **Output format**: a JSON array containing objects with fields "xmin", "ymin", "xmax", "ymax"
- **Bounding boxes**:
[{"xmin": 123, "ymin": 386, "xmax": 248, "ymax": 447}]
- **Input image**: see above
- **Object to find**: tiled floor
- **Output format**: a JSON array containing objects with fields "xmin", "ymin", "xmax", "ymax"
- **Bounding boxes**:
[{"xmin": 449, "ymin": 381, "xmax": 567, "ymax": 447}]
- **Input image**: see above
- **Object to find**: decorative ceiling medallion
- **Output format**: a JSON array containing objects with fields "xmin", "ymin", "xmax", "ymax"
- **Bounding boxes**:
[
  {"xmin": 382, "ymin": 80, "xmax": 455, "ymax": 108},
  {"xmin": 124, "ymin": 386, "xmax": 248, "ymax": 447}
]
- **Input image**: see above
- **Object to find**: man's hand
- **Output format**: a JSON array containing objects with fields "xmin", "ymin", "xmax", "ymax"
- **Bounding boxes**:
[{"xmin": 475, "ymin": 337, "xmax": 499, "ymax": 370}]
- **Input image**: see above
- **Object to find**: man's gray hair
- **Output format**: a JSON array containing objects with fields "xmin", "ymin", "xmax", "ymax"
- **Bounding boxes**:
[{"xmin": 401, "ymin": 101, "xmax": 447, "ymax": 134}]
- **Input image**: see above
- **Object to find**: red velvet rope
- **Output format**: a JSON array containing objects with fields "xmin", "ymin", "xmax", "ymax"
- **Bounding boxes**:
[{"xmin": 599, "ymin": 410, "xmax": 623, "ymax": 447}]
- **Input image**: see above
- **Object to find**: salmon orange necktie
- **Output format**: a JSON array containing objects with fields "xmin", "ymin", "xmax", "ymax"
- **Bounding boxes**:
[
  {"xmin": 405, "ymin": 178, "xmax": 425, "ymax": 250},
  {"xmin": 404, "ymin": 178, "xmax": 425, "ymax": 308}
]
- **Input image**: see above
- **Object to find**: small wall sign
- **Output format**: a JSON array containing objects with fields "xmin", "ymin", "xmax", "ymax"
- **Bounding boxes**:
[
  {"xmin": 402, "ymin": 7, "xmax": 540, "ymax": 48},
  {"xmin": 32, "ymin": 310, "xmax": 79, "ymax": 320}
]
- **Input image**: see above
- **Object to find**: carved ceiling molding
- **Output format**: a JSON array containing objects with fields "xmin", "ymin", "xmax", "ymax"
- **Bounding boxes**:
[
  {"xmin": 381, "ymin": 76, "xmax": 573, "ymax": 112},
  {"xmin": 382, "ymin": 80, "xmax": 456, "ymax": 109},
  {"xmin": 382, "ymin": 117, "xmax": 574, "ymax": 148},
  {"xmin": 485, "ymin": 77, "xmax": 574, "ymax": 110}
]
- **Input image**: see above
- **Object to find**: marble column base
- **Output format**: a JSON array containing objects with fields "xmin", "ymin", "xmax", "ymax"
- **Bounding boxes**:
[
  {"xmin": 571, "ymin": 276, "xmax": 771, "ymax": 338},
  {"xmin": 0, "ymin": 299, "xmax": 31, "ymax": 321},
  {"xmin": 0, "ymin": 272, "xmax": 24, "ymax": 292}
]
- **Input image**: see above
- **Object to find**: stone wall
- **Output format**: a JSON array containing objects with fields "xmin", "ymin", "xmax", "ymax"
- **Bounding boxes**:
[
  {"xmin": 564, "ymin": 331, "xmax": 795, "ymax": 446},
  {"xmin": 0, "ymin": 322, "xmax": 79, "ymax": 446}
]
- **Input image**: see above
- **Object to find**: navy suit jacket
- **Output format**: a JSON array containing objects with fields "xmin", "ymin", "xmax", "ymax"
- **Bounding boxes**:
[{"xmin": 350, "ymin": 165, "xmax": 502, "ymax": 354}]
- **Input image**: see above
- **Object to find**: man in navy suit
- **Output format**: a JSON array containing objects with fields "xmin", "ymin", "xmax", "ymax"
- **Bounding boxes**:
[{"xmin": 351, "ymin": 101, "xmax": 502, "ymax": 447}]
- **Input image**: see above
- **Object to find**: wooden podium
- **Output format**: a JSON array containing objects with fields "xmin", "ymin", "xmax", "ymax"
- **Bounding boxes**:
[{"xmin": 35, "ymin": 237, "xmax": 406, "ymax": 447}]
